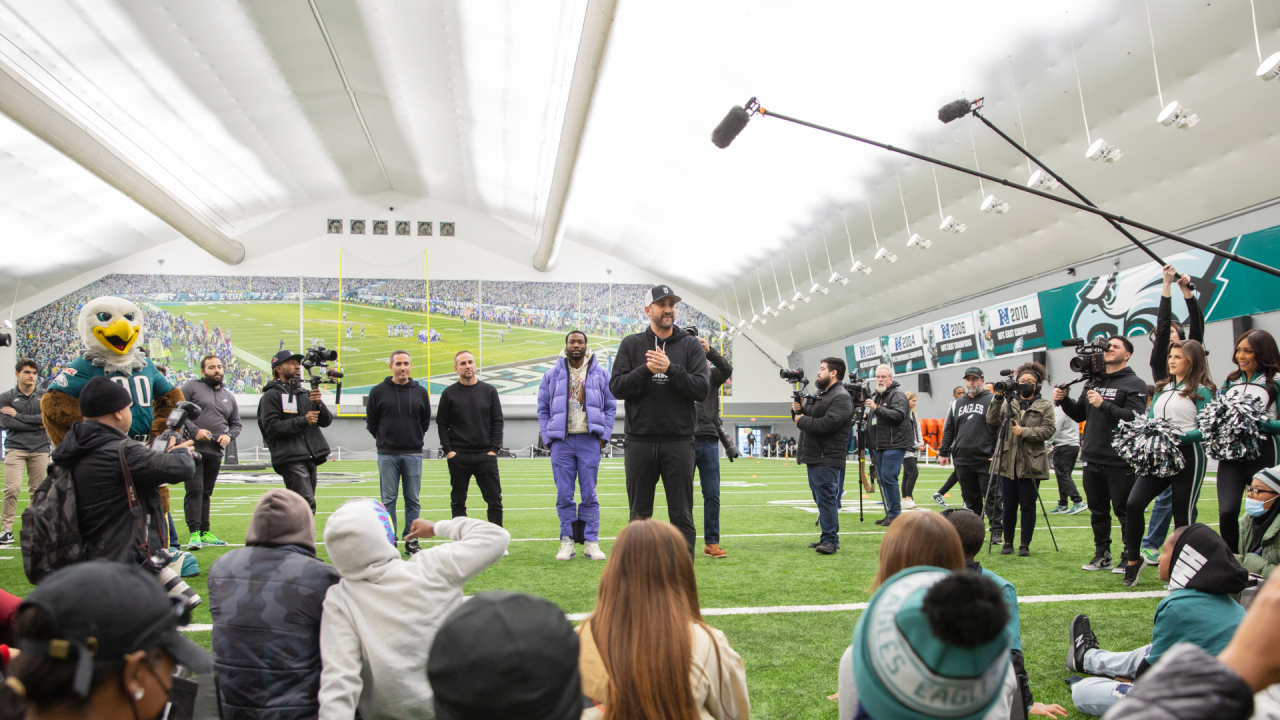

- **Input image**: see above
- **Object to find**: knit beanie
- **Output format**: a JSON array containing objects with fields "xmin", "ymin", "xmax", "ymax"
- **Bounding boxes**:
[
  {"xmin": 852, "ymin": 567, "xmax": 1010, "ymax": 720},
  {"xmin": 78, "ymin": 376, "xmax": 132, "ymax": 417},
  {"xmin": 1256, "ymin": 464, "xmax": 1280, "ymax": 495}
]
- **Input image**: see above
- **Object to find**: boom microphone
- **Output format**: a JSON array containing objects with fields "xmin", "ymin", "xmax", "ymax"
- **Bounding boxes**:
[
  {"xmin": 938, "ymin": 99, "xmax": 973, "ymax": 124},
  {"xmin": 712, "ymin": 105, "xmax": 752, "ymax": 148}
]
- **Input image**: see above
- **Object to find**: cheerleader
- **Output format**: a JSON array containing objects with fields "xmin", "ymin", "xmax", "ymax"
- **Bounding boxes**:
[
  {"xmin": 1121, "ymin": 340, "xmax": 1214, "ymax": 586},
  {"xmin": 1216, "ymin": 329, "xmax": 1280, "ymax": 553}
]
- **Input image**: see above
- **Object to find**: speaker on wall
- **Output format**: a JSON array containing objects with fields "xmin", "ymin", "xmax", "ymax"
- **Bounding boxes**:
[
  {"xmin": 918, "ymin": 373, "xmax": 932, "ymax": 396},
  {"xmin": 1032, "ymin": 350, "xmax": 1047, "ymax": 366},
  {"xmin": 1234, "ymin": 315, "xmax": 1254, "ymax": 340}
]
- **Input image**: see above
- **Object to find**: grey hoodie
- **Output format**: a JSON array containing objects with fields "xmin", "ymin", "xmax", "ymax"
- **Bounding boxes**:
[{"xmin": 318, "ymin": 501, "xmax": 510, "ymax": 720}]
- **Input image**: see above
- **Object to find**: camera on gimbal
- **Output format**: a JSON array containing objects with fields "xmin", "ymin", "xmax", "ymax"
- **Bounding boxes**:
[
  {"xmin": 780, "ymin": 367, "xmax": 813, "ymax": 405},
  {"xmin": 294, "ymin": 342, "xmax": 345, "ymax": 402},
  {"xmin": 1060, "ymin": 336, "xmax": 1108, "ymax": 388}
]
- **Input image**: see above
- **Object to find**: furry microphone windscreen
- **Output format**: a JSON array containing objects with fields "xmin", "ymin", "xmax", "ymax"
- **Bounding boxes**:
[
  {"xmin": 712, "ymin": 105, "xmax": 751, "ymax": 148},
  {"xmin": 937, "ymin": 99, "xmax": 972, "ymax": 124}
]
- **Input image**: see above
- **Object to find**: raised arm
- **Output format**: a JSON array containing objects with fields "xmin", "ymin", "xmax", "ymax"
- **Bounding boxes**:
[{"xmin": 609, "ymin": 340, "xmax": 651, "ymax": 400}]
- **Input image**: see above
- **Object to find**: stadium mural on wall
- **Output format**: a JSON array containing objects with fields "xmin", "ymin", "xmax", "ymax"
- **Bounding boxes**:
[
  {"xmin": 18, "ymin": 275, "xmax": 731, "ymax": 396},
  {"xmin": 927, "ymin": 312, "xmax": 981, "ymax": 369}
]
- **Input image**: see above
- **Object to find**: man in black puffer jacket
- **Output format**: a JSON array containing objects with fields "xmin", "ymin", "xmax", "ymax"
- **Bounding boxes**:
[
  {"xmin": 864, "ymin": 364, "xmax": 913, "ymax": 526},
  {"xmin": 258, "ymin": 351, "xmax": 332, "ymax": 513},
  {"xmin": 609, "ymin": 285, "xmax": 710, "ymax": 556},
  {"xmin": 792, "ymin": 357, "xmax": 853, "ymax": 555}
]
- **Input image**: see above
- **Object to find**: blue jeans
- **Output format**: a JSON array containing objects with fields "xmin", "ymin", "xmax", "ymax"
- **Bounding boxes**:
[
  {"xmin": 807, "ymin": 465, "xmax": 841, "ymax": 546},
  {"xmin": 377, "ymin": 453, "xmax": 423, "ymax": 536},
  {"xmin": 1071, "ymin": 645, "xmax": 1151, "ymax": 716},
  {"xmin": 694, "ymin": 439, "xmax": 722, "ymax": 545},
  {"xmin": 872, "ymin": 449, "xmax": 905, "ymax": 519}
]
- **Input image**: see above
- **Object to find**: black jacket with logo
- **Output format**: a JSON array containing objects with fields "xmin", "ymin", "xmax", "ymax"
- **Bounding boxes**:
[
  {"xmin": 694, "ymin": 346, "xmax": 733, "ymax": 439},
  {"xmin": 795, "ymin": 383, "xmax": 854, "ymax": 468},
  {"xmin": 1057, "ymin": 366, "xmax": 1148, "ymax": 467},
  {"xmin": 365, "ymin": 377, "xmax": 432, "ymax": 455},
  {"xmin": 939, "ymin": 390, "xmax": 999, "ymax": 466},
  {"xmin": 609, "ymin": 326, "xmax": 710, "ymax": 441},
  {"xmin": 257, "ymin": 379, "xmax": 333, "ymax": 467}
]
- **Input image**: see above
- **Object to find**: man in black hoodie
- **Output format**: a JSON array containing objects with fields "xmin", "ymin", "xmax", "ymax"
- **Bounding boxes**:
[
  {"xmin": 258, "ymin": 350, "xmax": 333, "ymax": 513},
  {"xmin": 1053, "ymin": 335, "xmax": 1148, "ymax": 573},
  {"xmin": 938, "ymin": 367, "xmax": 1003, "ymax": 543},
  {"xmin": 366, "ymin": 350, "xmax": 432, "ymax": 553},
  {"xmin": 609, "ymin": 285, "xmax": 710, "ymax": 556}
]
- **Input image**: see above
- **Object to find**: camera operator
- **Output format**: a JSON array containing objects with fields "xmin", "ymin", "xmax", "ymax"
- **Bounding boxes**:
[
  {"xmin": 693, "ymin": 331, "xmax": 733, "ymax": 559},
  {"xmin": 938, "ymin": 368, "xmax": 1003, "ymax": 543},
  {"xmin": 792, "ymin": 357, "xmax": 853, "ymax": 555},
  {"xmin": 49, "ymin": 376, "xmax": 194, "ymax": 566},
  {"xmin": 258, "ymin": 350, "xmax": 333, "ymax": 513},
  {"xmin": 986, "ymin": 362, "xmax": 1056, "ymax": 556},
  {"xmin": 1052, "ymin": 336, "xmax": 1148, "ymax": 573},
  {"xmin": 178, "ymin": 355, "xmax": 242, "ymax": 550},
  {"xmin": 864, "ymin": 364, "xmax": 913, "ymax": 527}
]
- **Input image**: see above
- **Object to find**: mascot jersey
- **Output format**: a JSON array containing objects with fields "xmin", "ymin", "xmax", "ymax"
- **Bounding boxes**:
[{"xmin": 51, "ymin": 357, "xmax": 173, "ymax": 437}]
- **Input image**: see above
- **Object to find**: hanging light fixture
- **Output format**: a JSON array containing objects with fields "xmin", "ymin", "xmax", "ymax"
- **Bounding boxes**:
[
  {"xmin": 787, "ymin": 250, "xmax": 810, "ymax": 304},
  {"xmin": 868, "ymin": 199, "xmax": 898, "ymax": 263},
  {"xmin": 1068, "ymin": 10, "xmax": 1122, "ymax": 162},
  {"xmin": 754, "ymin": 268, "xmax": 773, "ymax": 320},
  {"xmin": 732, "ymin": 285, "xmax": 747, "ymax": 330},
  {"xmin": 770, "ymin": 260, "xmax": 794, "ymax": 311},
  {"xmin": 895, "ymin": 159, "xmax": 931, "ymax": 250},
  {"xmin": 968, "ymin": 117, "xmax": 1010, "ymax": 213},
  {"xmin": 802, "ymin": 237, "xmax": 829, "ymax": 295},
  {"xmin": 844, "ymin": 211, "xmax": 873, "ymax": 275},
  {"xmin": 820, "ymin": 226, "xmax": 848, "ymax": 286},
  {"xmin": 927, "ymin": 137, "xmax": 966, "ymax": 233}
]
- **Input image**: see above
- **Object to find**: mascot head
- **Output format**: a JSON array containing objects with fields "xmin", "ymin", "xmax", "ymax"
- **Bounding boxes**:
[{"xmin": 78, "ymin": 297, "xmax": 147, "ymax": 374}]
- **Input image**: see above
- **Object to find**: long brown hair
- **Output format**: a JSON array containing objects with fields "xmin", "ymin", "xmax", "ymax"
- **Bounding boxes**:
[
  {"xmin": 1226, "ymin": 329, "xmax": 1280, "ymax": 401},
  {"xmin": 589, "ymin": 520, "xmax": 705, "ymax": 720},
  {"xmin": 871, "ymin": 512, "xmax": 965, "ymax": 589},
  {"xmin": 1155, "ymin": 340, "xmax": 1216, "ymax": 399}
]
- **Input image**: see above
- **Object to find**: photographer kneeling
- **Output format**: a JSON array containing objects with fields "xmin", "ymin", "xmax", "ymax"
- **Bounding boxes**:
[
  {"xmin": 258, "ymin": 350, "xmax": 332, "ymax": 513},
  {"xmin": 987, "ymin": 362, "xmax": 1056, "ymax": 557},
  {"xmin": 792, "ymin": 357, "xmax": 854, "ymax": 555}
]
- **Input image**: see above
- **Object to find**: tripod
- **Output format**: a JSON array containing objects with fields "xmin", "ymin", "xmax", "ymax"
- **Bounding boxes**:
[{"xmin": 986, "ymin": 395, "xmax": 1059, "ymax": 553}]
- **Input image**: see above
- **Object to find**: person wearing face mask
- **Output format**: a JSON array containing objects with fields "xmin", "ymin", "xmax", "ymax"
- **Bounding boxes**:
[
  {"xmin": 1121, "ymin": 340, "xmax": 1214, "ymax": 587},
  {"xmin": 939, "ymin": 368, "xmax": 1004, "ymax": 544},
  {"xmin": 1237, "ymin": 465, "xmax": 1280, "ymax": 579},
  {"xmin": 0, "ymin": 561, "xmax": 212, "ymax": 720},
  {"xmin": 793, "ymin": 357, "xmax": 854, "ymax": 555},
  {"xmin": 986, "ymin": 362, "xmax": 1056, "ymax": 557},
  {"xmin": 1215, "ymin": 329, "xmax": 1280, "ymax": 553}
]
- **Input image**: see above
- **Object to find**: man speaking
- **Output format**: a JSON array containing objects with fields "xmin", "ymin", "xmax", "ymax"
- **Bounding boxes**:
[{"xmin": 609, "ymin": 285, "xmax": 710, "ymax": 556}]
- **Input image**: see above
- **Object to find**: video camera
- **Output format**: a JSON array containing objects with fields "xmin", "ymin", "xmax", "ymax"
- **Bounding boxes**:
[
  {"xmin": 295, "ymin": 342, "xmax": 345, "ymax": 403},
  {"xmin": 780, "ymin": 367, "xmax": 813, "ymax": 405},
  {"xmin": 150, "ymin": 400, "xmax": 200, "ymax": 453},
  {"xmin": 1059, "ymin": 337, "xmax": 1108, "ymax": 389},
  {"xmin": 991, "ymin": 369, "xmax": 1018, "ymax": 395}
]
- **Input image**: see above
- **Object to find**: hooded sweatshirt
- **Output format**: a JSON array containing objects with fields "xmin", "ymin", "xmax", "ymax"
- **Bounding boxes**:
[
  {"xmin": 608, "ymin": 325, "xmax": 710, "ymax": 441},
  {"xmin": 318, "ymin": 501, "xmax": 510, "ymax": 720},
  {"xmin": 1142, "ymin": 523, "xmax": 1248, "ymax": 674},
  {"xmin": 365, "ymin": 377, "xmax": 432, "ymax": 455},
  {"xmin": 939, "ymin": 390, "xmax": 998, "ymax": 466},
  {"xmin": 209, "ymin": 489, "xmax": 340, "ymax": 720},
  {"xmin": 1057, "ymin": 366, "xmax": 1148, "ymax": 467}
]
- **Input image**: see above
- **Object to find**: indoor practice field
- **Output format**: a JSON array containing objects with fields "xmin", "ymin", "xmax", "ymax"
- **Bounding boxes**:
[{"xmin": 0, "ymin": 459, "xmax": 1208, "ymax": 720}]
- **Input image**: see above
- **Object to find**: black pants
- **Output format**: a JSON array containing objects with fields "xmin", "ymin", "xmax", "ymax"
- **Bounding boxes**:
[
  {"xmin": 448, "ymin": 452, "xmax": 503, "ymax": 526},
  {"xmin": 956, "ymin": 464, "xmax": 1003, "ymax": 534},
  {"xmin": 276, "ymin": 459, "xmax": 318, "ymax": 512},
  {"xmin": 624, "ymin": 438, "xmax": 696, "ymax": 556},
  {"xmin": 1082, "ymin": 463, "xmax": 1135, "ymax": 557},
  {"xmin": 938, "ymin": 471, "xmax": 958, "ymax": 496},
  {"xmin": 1000, "ymin": 476, "xmax": 1037, "ymax": 548},
  {"xmin": 1217, "ymin": 438, "xmax": 1278, "ymax": 553},
  {"xmin": 1051, "ymin": 446, "xmax": 1083, "ymax": 505},
  {"xmin": 184, "ymin": 453, "xmax": 221, "ymax": 533},
  {"xmin": 902, "ymin": 457, "xmax": 919, "ymax": 499},
  {"xmin": 1125, "ymin": 444, "xmax": 1208, "ymax": 560}
]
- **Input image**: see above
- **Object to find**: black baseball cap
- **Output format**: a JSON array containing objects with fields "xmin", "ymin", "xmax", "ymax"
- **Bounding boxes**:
[
  {"xmin": 271, "ymin": 350, "xmax": 303, "ymax": 368},
  {"xmin": 19, "ymin": 562, "xmax": 212, "ymax": 695},
  {"xmin": 963, "ymin": 366, "xmax": 984, "ymax": 379},
  {"xmin": 429, "ymin": 591, "xmax": 581, "ymax": 720},
  {"xmin": 646, "ymin": 284, "xmax": 681, "ymax": 305}
]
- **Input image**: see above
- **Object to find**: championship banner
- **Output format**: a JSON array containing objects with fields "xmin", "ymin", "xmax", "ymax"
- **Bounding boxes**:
[
  {"xmin": 847, "ymin": 337, "xmax": 888, "ymax": 380},
  {"xmin": 925, "ymin": 312, "xmax": 980, "ymax": 368},
  {"xmin": 979, "ymin": 294, "xmax": 1045, "ymax": 359},
  {"xmin": 886, "ymin": 326, "xmax": 932, "ymax": 375}
]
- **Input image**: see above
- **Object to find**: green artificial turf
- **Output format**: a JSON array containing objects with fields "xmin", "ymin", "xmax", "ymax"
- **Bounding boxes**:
[{"xmin": 0, "ymin": 460, "xmax": 1220, "ymax": 719}]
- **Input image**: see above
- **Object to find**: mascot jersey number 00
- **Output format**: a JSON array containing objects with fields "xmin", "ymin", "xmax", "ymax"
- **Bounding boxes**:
[{"xmin": 41, "ymin": 297, "xmax": 184, "ymax": 446}]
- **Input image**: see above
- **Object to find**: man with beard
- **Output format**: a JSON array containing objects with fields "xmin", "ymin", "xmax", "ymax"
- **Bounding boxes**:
[
  {"xmin": 438, "ymin": 350, "xmax": 506, "ymax": 528},
  {"xmin": 792, "ymin": 357, "xmax": 854, "ymax": 555},
  {"xmin": 609, "ymin": 285, "xmax": 710, "ymax": 556},
  {"xmin": 939, "ymin": 367, "xmax": 1004, "ymax": 544},
  {"xmin": 864, "ymin": 364, "xmax": 913, "ymax": 527},
  {"xmin": 180, "ymin": 354, "xmax": 242, "ymax": 550}
]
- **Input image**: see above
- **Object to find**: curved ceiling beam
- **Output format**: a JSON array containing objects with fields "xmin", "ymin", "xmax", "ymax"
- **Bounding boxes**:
[
  {"xmin": 0, "ymin": 54, "xmax": 246, "ymax": 265},
  {"xmin": 532, "ymin": 0, "xmax": 618, "ymax": 272}
]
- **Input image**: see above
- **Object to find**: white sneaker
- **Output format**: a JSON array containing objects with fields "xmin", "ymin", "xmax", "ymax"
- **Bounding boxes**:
[
  {"xmin": 556, "ymin": 536, "xmax": 575, "ymax": 561},
  {"xmin": 902, "ymin": 498, "xmax": 916, "ymax": 509},
  {"xmin": 584, "ymin": 541, "xmax": 606, "ymax": 561}
]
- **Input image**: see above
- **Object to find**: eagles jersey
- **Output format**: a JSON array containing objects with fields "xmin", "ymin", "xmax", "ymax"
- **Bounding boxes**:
[{"xmin": 50, "ymin": 356, "xmax": 174, "ymax": 437}]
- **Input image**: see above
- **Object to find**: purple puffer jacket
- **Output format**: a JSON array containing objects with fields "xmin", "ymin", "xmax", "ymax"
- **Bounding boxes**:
[{"xmin": 537, "ymin": 353, "xmax": 617, "ymax": 443}]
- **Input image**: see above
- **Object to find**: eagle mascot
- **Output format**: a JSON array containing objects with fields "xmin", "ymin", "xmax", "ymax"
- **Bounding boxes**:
[{"xmin": 41, "ymin": 296, "xmax": 184, "ymax": 445}]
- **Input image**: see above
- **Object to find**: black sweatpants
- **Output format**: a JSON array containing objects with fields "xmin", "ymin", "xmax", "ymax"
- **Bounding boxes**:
[
  {"xmin": 956, "ymin": 464, "xmax": 1003, "ymax": 534},
  {"xmin": 1125, "ymin": 444, "xmax": 1207, "ymax": 561},
  {"xmin": 1051, "ymin": 445, "xmax": 1083, "ymax": 505},
  {"xmin": 447, "ymin": 452, "xmax": 503, "ymax": 526},
  {"xmin": 902, "ymin": 456, "xmax": 919, "ymax": 499},
  {"xmin": 624, "ymin": 438, "xmax": 697, "ymax": 556},
  {"xmin": 1082, "ymin": 462, "xmax": 1135, "ymax": 557},
  {"xmin": 1217, "ymin": 437, "xmax": 1278, "ymax": 553},
  {"xmin": 1000, "ymin": 476, "xmax": 1037, "ymax": 548},
  {"xmin": 184, "ymin": 452, "xmax": 221, "ymax": 533},
  {"xmin": 276, "ymin": 459, "xmax": 318, "ymax": 512},
  {"xmin": 937, "ymin": 471, "xmax": 958, "ymax": 496}
]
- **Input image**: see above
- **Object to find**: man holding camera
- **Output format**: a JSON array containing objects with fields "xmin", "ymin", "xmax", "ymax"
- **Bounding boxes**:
[
  {"xmin": 258, "ymin": 350, "xmax": 332, "ymax": 513},
  {"xmin": 1052, "ymin": 336, "xmax": 1148, "ymax": 572},
  {"xmin": 939, "ymin": 367, "xmax": 1003, "ymax": 542},
  {"xmin": 178, "ymin": 355, "xmax": 242, "ymax": 550},
  {"xmin": 609, "ymin": 285, "xmax": 710, "ymax": 557},
  {"xmin": 793, "ymin": 357, "xmax": 854, "ymax": 555},
  {"xmin": 693, "ymin": 331, "xmax": 734, "ymax": 559},
  {"xmin": 865, "ymin": 364, "xmax": 913, "ymax": 526}
]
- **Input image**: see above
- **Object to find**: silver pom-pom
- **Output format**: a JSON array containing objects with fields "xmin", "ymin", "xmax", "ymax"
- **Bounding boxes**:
[
  {"xmin": 1198, "ymin": 392, "xmax": 1266, "ymax": 461},
  {"xmin": 1113, "ymin": 416, "xmax": 1185, "ymax": 477}
]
